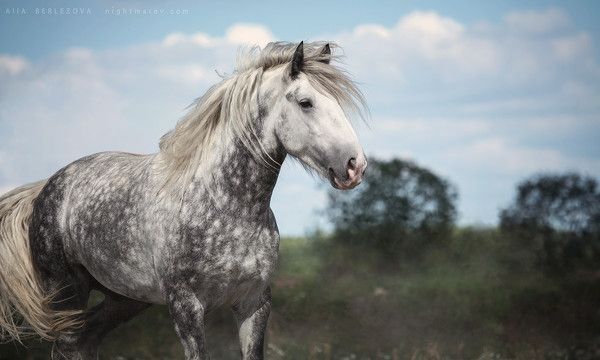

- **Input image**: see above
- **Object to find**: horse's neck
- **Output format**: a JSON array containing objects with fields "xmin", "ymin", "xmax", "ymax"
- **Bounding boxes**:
[{"xmin": 189, "ymin": 136, "xmax": 285, "ymax": 216}]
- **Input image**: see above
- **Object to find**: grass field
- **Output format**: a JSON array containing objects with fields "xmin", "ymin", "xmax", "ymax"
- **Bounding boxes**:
[{"xmin": 2, "ymin": 229, "xmax": 599, "ymax": 359}]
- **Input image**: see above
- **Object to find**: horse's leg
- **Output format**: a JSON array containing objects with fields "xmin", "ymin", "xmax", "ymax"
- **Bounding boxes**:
[
  {"xmin": 167, "ymin": 287, "xmax": 209, "ymax": 360},
  {"xmin": 231, "ymin": 287, "xmax": 272, "ymax": 360},
  {"xmin": 51, "ymin": 286, "xmax": 150, "ymax": 359},
  {"xmin": 71, "ymin": 288, "xmax": 151, "ymax": 356},
  {"xmin": 44, "ymin": 271, "xmax": 149, "ymax": 359},
  {"xmin": 42, "ymin": 267, "xmax": 94, "ymax": 360}
]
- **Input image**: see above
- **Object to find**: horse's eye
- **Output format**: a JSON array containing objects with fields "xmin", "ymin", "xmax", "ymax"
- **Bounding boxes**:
[{"xmin": 298, "ymin": 99, "xmax": 313, "ymax": 109}]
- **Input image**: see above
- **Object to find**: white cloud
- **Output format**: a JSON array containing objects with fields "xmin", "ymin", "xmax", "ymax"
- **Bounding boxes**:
[
  {"xmin": 377, "ymin": 117, "xmax": 490, "ymax": 138},
  {"xmin": 504, "ymin": 7, "xmax": 570, "ymax": 34},
  {"xmin": 443, "ymin": 137, "xmax": 600, "ymax": 175},
  {"xmin": 396, "ymin": 11, "xmax": 465, "ymax": 41},
  {"xmin": 353, "ymin": 24, "xmax": 390, "ymax": 39},
  {"xmin": 0, "ymin": 47, "xmax": 136, "ymax": 182},
  {"xmin": 162, "ymin": 32, "xmax": 214, "ymax": 47},
  {"xmin": 156, "ymin": 64, "xmax": 207, "ymax": 84},
  {"xmin": 225, "ymin": 24, "xmax": 275, "ymax": 47},
  {"xmin": 336, "ymin": 11, "xmax": 500, "ymax": 83},
  {"xmin": 551, "ymin": 32, "xmax": 592, "ymax": 60},
  {"xmin": 0, "ymin": 55, "xmax": 28, "ymax": 75},
  {"xmin": 335, "ymin": 8, "xmax": 599, "ymax": 99},
  {"xmin": 161, "ymin": 23, "xmax": 275, "ymax": 49}
]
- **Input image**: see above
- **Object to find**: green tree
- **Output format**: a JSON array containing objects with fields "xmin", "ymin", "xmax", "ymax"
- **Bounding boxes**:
[
  {"xmin": 326, "ymin": 158, "xmax": 458, "ymax": 260},
  {"xmin": 500, "ymin": 173, "xmax": 600, "ymax": 273}
]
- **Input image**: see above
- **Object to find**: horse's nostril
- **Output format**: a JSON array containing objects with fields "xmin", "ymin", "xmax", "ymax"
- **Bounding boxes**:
[{"xmin": 348, "ymin": 157, "xmax": 357, "ymax": 170}]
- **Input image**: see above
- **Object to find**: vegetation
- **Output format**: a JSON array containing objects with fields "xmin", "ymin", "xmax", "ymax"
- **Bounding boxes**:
[
  {"xmin": 327, "ymin": 158, "xmax": 458, "ymax": 261},
  {"xmin": 499, "ymin": 173, "xmax": 600, "ymax": 273},
  {"xmin": 1, "ymin": 159, "xmax": 599, "ymax": 359}
]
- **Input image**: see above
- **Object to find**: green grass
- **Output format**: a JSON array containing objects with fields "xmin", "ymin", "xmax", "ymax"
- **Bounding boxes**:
[{"xmin": 2, "ymin": 229, "xmax": 599, "ymax": 359}]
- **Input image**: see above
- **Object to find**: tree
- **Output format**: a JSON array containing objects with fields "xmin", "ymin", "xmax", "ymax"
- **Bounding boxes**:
[
  {"xmin": 326, "ymin": 158, "xmax": 458, "ymax": 259},
  {"xmin": 500, "ymin": 173, "xmax": 600, "ymax": 272}
]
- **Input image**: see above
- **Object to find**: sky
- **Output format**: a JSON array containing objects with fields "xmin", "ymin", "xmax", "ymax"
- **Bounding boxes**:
[{"xmin": 1, "ymin": 0, "xmax": 599, "ymax": 235}]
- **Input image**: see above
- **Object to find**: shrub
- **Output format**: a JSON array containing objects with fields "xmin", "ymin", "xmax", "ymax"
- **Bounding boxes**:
[
  {"xmin": 326, "ymin": 158, "xmax": 458, "ymax": 261},
  {"xmin": 500, "ymin": 173, "xmax": 600, "ymax": 273}
]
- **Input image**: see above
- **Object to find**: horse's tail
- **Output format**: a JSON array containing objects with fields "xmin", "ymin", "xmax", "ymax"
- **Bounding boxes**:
[{"xmin": 0, "ymin": 181, "xmax": 82, "ymax": 343}]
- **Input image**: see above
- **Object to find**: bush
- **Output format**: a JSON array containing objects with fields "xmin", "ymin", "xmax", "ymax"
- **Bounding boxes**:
[
  {"xmin": 326, "ymin": 158, "xmax": 458, "ymax": 260},
  {"xmin": 500, "ymin": 172, "xmax": 600, "ymax": 273}
]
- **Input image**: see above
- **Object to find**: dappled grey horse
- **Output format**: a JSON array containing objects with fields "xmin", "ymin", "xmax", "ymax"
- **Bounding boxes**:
[{"xmin": 0, "ymin": 41, "xmax": 367, "ymax": 359}]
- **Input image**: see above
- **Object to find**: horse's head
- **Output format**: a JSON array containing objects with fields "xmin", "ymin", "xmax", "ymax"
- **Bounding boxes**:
[{"xmin": 260, "ymin": 42, "xmax": 367, "ymax": 190}]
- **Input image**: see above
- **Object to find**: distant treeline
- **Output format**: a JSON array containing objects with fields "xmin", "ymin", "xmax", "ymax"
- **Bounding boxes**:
[{"xmin": 327, "ymin": 158, "xmax": 600, "ymax": 274}]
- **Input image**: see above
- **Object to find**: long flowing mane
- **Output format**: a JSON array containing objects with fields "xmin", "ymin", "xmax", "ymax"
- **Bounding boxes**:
[{"xmin": 157, "ymin": 41, "xmax": 367, "ymax": 197}]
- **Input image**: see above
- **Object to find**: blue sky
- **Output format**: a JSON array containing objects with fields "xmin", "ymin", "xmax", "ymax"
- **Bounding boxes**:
[
  {"xmin": 2, "ymin": 1, "xmax": 600, "ymax": 59},
  {"xmin": 1, "ymin": 0, "xmax": 599, "ymax": 235}
]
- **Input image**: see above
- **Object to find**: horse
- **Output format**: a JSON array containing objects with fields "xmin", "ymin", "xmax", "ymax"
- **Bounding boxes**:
[{"xmin": 0, "ymin": 41, "xmax": 367, "ymax": 359}]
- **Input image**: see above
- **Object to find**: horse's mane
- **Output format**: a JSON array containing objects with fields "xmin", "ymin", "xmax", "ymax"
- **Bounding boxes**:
[{"xmin": 157, "ymin": 41, "xmax": 367, "ymax": 197}]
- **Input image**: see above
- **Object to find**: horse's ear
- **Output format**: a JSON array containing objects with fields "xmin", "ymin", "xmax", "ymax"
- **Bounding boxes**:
[
  {"xmin": 319, "ymin": 43, "xmax": 331, "ymax": 64},
  {"xmin": 290, "ymin": 41, "xmax": 304, "ymax": 79}
]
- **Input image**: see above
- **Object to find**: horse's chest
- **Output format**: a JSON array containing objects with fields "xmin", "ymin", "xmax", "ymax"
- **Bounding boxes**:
[{"xmin": 210, "ymin": 239, "xmax": 275, "ymax": 280}]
